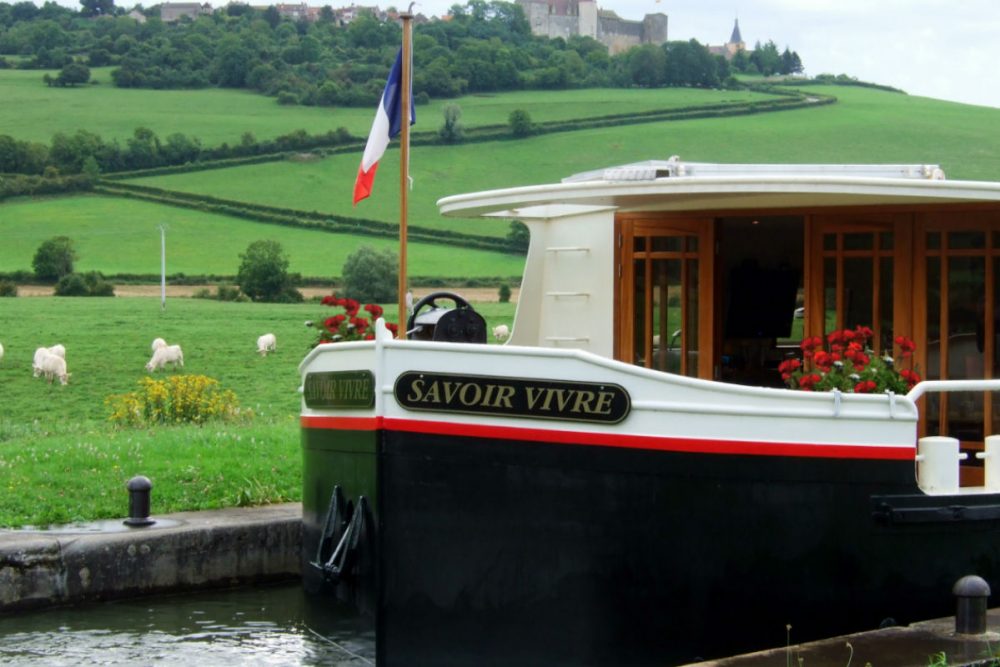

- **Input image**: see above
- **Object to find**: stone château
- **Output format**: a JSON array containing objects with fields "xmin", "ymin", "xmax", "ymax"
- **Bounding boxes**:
[{"xmin": 515, "ymin": 0, "xmax": 667, "ymax": 54}]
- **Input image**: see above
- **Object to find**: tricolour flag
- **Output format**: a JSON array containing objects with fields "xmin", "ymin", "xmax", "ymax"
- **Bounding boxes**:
[{"xmin": 353, "ymin": 48, "xmax": 416, "ymax": 206}]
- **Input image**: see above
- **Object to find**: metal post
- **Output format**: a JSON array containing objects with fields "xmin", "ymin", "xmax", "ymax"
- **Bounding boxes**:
[
  {"xmin": 124, "ymin": 475, "xmax": 155, "ymax": 527},
  {"xmin": 158, "ymin": 224, "xmax": 167, "ymax": 311},
  {"xmin": 954, "ymin": 575, "xmax": 990, "ymax": 634}
]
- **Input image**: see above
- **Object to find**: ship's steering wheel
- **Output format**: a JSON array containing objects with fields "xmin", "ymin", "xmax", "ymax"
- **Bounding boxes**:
[
  {"xmin": 407, "ymin": 291, "xmax": 472, "ymax": 333},
  {"xmin": 407, "ymin": 291, "xmax": 485, "ymax": 343}
]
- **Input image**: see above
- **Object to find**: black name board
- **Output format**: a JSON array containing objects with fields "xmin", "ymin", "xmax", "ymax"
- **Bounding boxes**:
[
  {"xmin": 304, "ymin": 371, "xmax": 375, "ymax": 409},
  {"xmin": 394, "ymin": 372, "xmax": 630, "ymax": 424}
]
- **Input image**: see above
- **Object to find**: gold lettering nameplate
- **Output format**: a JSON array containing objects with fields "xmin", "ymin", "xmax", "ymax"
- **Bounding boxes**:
[{"xmin": 394, "ymin": 372, "xmax": 630, "ymax": 424}]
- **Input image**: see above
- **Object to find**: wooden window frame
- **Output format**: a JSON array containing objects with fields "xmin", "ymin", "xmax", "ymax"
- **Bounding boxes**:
[{"xmin": 615, "ymin": 215, "xmax": 715, "ymax": 379}]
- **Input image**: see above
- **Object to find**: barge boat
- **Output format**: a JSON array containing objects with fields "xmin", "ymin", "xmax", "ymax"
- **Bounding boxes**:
[{"xmin": 301, "ymin": 159, "xmax": 1000, "ymax": 665}]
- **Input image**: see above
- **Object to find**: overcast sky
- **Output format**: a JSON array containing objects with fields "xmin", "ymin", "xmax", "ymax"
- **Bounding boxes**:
[{"xmin": 408, "ymin": 0, "xmax": 1000, "ymax": 109}]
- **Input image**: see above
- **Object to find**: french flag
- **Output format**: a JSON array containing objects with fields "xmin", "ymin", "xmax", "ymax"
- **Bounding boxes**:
[{"xmin": 353, "ymin": 49, "xmax": 415, "ymax": 206}]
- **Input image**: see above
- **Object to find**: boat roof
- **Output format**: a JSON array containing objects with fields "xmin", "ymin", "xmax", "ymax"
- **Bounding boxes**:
[{"xmin": 437, "ymin": 157, "xmax": 1000, "ymax": 220}]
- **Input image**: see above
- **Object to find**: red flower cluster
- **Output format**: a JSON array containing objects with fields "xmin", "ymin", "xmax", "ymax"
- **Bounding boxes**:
[
  {"xmin": 780, "ymin": 326, "xmax": 922, "ymax": 393},
  {"xmin": 311, "ymin": 294, "xmax": 398, "ymax": 347}
]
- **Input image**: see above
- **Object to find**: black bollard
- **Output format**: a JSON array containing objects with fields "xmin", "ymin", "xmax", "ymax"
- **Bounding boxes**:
[
  {"xmin": 123, "ymin": 475, "xmax": 156, "ymax": 527},
  {"xmin": 953, "ymin": 575, "xmax": 991, "ymax": 634}
]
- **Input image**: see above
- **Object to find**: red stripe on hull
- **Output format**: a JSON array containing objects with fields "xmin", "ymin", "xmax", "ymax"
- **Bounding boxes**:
[
  {"xmin": 301, "ymin": 415, "xmax": 915, "ymax": 461},
  {"xmin": 301, "ymin": 415, "xmax": 383, "ymax": 431}
]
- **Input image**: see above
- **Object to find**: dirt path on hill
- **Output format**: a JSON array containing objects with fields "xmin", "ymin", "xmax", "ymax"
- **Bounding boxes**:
[{"xmin": 16, "ymin": 284, "xmax": 519, "ymax": 302}]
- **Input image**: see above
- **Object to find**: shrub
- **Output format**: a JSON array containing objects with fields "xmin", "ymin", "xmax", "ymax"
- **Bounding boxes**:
[
  {"xmin": 498, "ymin": 283, "xmax": 511, "ymax": 303},
  {"xmin": 106, "ymin": 374, "xmax": 250, "ymax": 427},
  {"xmin": 216, "ymin": 283, "xmax": 242, "ymax": 301},
  {"xmin": 439, "ymin": 103, "xmax": 465, "ymax": 143},
  {"xmin": 236, "ymin": 239, "xmax": 296, "ymax": 302},
  {"xmin": 509, "ymin": 109, "xmax": 533, "ymax": 137},
  {"xmin": 32, "ymin": 236, "xmax": 77, "ymax": 282},
  {"xmin": 341, "ymin": 245, "xmax": 397, "ymax": 303},
  {"xmin": 0, "ymin": 280, "xmax": 17, "ymax": 297},
  {"xmin": 54, "ymin": 271, "xmax": 114, "ymax": 296},
  {"xmin": 54, "ymin": 273, "xmax": 87, "ymax": 296}
]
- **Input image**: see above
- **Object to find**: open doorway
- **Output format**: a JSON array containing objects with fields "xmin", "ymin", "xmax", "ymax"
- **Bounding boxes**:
[{"xmin": 718, "ymin": 216, "xmax": 804, "ymax": 387}]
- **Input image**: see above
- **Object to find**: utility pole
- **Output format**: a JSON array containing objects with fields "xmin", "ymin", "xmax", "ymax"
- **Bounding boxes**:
[{"xmin": 158, "ymin": 224, "xmax": 167, "ymax": 311}]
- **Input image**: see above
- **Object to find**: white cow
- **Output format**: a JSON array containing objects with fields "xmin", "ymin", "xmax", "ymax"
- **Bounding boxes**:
[
  {"xmin": 146, "ymin": 344, "xmax": 184, "ymax": 372},
  {"xmin": 40, "ymin": 353, "xmax": 69, "ymax": 385},
  {"xmin": 257, "ymin": 333, "xmax": 277, "ymax": 356},
  {"xmin": 492, "ymin": 324, "xmax": 510, "ymax": 342},
  {"xmin": 32, "ymin": 347, "xmax": 51, "ymax": 377}
]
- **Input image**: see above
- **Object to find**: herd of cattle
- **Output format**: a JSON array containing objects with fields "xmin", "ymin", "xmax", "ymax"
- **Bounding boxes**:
[{"xmin": 0, "ymin": 333, "xmax": 278, "ymax": 386}]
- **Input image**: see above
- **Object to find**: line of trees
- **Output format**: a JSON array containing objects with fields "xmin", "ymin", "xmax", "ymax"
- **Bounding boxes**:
[
  {"xmin": 0, "ymin": 1, "xmax": 803, "ymax": 109},
  {"xmin": 0, "ymin": 125, "xmax": 353, "ymax": 176}
]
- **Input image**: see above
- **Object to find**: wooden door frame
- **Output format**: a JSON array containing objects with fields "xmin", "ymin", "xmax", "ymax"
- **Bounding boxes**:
[
  {"xmin": 615, "ymin": 215, "xmax": 715, "ymax": 379},
  {"xmin": 804, "ymin": 213, "xmax": 914, "ymax": 354}
]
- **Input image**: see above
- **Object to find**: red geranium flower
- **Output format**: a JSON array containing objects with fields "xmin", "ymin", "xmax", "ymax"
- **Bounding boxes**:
[{"xmin": 312, "ymin": 293, "xmax": 398, "ymax": 347}]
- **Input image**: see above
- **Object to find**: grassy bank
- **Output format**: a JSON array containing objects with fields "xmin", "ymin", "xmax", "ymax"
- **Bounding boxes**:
[
  {"xmin": 0, "ymin": 195, "xmax": 525, "ymax": 280},
  {"xmin": 0, "ymin": 296, "xmax": 515, "ymax": 526}
]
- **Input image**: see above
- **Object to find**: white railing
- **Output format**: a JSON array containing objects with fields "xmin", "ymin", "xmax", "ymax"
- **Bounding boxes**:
[{"xmin": 907, "ymin": 378, "xmax": 1000, "ymax": 402}]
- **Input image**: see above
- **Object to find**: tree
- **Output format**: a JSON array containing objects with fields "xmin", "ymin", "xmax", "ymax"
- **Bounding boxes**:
[
  {"xmin": 236, "ymin": 239, "xmax": 301, "ymax": 302},
  {"xmin": 341, "ymin": 245, "xmax": 397, "ymax": 304},
  {"xmin": 439, "ymin": 103, "xmax": 464, "ymax": 142},
  {"xmin": 32, "ymin": 236, "xmax": 77, "ymax": 282},
  {"xmin": 80, "ymin": 0, "xmax": 115, "ymax": 17},
  {"xmin": 508, "ymin": 109, "xmax": 532, "ymax": 138},
  {"xmin": 56, "ymin": 62, "xmax": 90, "ymax": 86},
  {"xmin": 506, "ymin": 220, "xmax": 529, "ymax": 251}
]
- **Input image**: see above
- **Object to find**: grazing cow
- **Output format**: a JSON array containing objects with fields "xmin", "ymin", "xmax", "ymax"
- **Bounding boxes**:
[
  {"xmin": 146, "ymin": 344, "xmax": 184, "ymax": 372},
  {"xmin": 257, "ymin": 333, "xmax": 277, "ymax": 356},
  {"xmin": 32, "ymin": 347, "xmax": 51, "ymax": 377},
  {"xmin": 40, "ymin": 353, "xmax": 69, "ymax": 385},
  {"xmin": 492, "ymin": 324, "xmax": 510, "ymax": 342}
]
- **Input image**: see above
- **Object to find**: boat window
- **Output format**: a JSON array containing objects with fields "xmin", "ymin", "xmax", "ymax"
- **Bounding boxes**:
[
  {"xmin": 920, "ymin": 216, "xmax": 1000, "ymax": 486},
  {"xmin": 618, "ymin": 217, "xmax": 710, "ymax": 379},
  {"xmin": 879, "ymin": 257, "xmax": 894, "ymax": 350},
  {"xmin": 817, "ymin": 228, "xmax": 894, "ymax": 355},
  {"xmin": 949, "ymin": 231, "xmax": 986, "ymax": 250},
  {"xmin": 843, "ymin": 233, "xmax": 873, "ymax": 251}
]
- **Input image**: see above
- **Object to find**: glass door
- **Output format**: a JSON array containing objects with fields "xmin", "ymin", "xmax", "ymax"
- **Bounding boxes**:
[
  {"xmin": 806, "ymin": 214, "xmax": 910, "ymax": 356},
  {"xmin": 615, "ymin": 217, "xmax": 714, "ymax": 379},
  {"xmin": 915, "ymin": 213, "xmax": 1000, "ymax": 483}
]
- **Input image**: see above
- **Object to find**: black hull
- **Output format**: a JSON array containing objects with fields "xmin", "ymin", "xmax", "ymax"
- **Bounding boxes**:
[{"xmin": 303, "ymin": 422, "xmax": 1000, "ymax": 665}]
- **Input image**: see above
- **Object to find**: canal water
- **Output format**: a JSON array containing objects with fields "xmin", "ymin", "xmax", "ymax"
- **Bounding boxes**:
[{"xmin": 0, "ymin": 582, "xmax": 374, "ymax": 666}]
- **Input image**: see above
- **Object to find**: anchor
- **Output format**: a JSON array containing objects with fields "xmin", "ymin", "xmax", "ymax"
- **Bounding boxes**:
[{"xmin": 309, "ymin": 485, "xmax": 370, "ymax": 585}]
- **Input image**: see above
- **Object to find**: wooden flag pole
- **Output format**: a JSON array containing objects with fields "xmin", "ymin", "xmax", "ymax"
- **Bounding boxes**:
[{"xmin": 398, "ymin": 9, "xmax": 413, "ymax": 332}]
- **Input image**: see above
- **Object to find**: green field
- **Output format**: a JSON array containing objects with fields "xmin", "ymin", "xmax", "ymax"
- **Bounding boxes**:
[
  {"xmin": 0, "ymin": 195, "xmax": 524, "ymax": 279},
  {"xmin": 125, "ymin": 85, "xmax": 1000, "ymax": 237},
  {"xmin": 0, "ymin": 296, "xmax": 515, "ymax": 526},
  {"xmin": 0, "ymin": 67, "xmax": 775, "ymax": 145},
  {"xmin": 3, "ymin": 76, "xmax": 1000, "ymax": 524}
]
